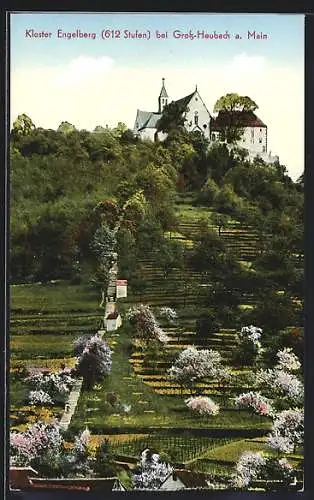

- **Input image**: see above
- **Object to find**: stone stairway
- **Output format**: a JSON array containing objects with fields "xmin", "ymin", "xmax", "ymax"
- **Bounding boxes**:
[{"xmin": 59, "ymin": 378, "xmax": 83, "ymax": 431}]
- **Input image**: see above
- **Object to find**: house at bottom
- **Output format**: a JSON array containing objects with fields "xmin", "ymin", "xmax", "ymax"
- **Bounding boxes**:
[
  {"xmin": 9, "ymin": 468, "xmax": 126, "ymax": 492},
  {"xmin": 160, "ymin": 469, "xmax": 212, "ymax": 490}
]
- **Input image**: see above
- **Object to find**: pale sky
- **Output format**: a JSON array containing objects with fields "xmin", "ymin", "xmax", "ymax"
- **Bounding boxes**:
[{"xmin": 10, "ymin": 12, "xmax": 304, "ymax": 180}]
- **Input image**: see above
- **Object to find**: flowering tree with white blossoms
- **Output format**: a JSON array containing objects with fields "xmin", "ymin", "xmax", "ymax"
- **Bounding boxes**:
[
  {"xmin": 159, "ymin": 307, "xmax": 178, "ymax": 325},
  {"xmin": 233, "ymin": 452, "xmax": 295, "ymax": 490},
  {"xmin": 186, "ymin": 396, "xmax": 219, "ymax": 416},
  {"xmin": 10, "ymin": 422, "xmax": 63, "ymax": 474},
  {"xmin": 60, "ymin": 427, "xmax": 93, "ymax": 478},
  {"xmin": 234, "ymin": 325, "xmax": 263, "ymax": 365},
  {"xmin": 26, "ymin": 370, "xmax": 75, "ymax": 404},
  {"xmin": 28, "ymin": 390, "xmax": 54, "ymax": 406},
  {"xmin": 235, "ymin": 391, "xmax": 273, "ymax": 417},
  {"xmin": 132, "ymin": 449, "xmax": 173, "ymax": 490},
  {"xmin": 276, "ymin": 347, "xmax": 301, "ymax": 373},
  {"xmin": 255, "ymin": 367, "xmax": 303, "ymax": 408},
  {"xmin": 268, "ymin": 408, "xmax": 304, "ymax": 454},
  {"xmin": 75, "ymin": 334, "xmax": 112, "ymax": 390},
  {"xmin": 232, "ymin": 348, "xmax": 303, "ymax": 491},
  {"xmin": 10, "ymin": 423, "xmax": 97, "ymax": 478},
  {"xmin": 126, "ymin": 304, "xmax": 169, "ymax": 344},
  {"xmin": 232, "ymin": 451, "xmax": 266, "ymax": 488},
  {"xmin": 169, "ymin": 347, "xmax": 223, "ymax": 394}
]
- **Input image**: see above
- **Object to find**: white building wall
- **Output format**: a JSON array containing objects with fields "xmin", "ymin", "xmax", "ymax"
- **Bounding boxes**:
[
  {"xmin": 184, "ymin": 92, "xmax": 211, "ymax": 139},
  {"xmin": 139, "ymin": 129, "xmax": 168, "ymax": 141},
  {"xmin": 237, "ymin": 126, "xmax": 267, "ymax": 154},
  {"xmin": 139, "ymin": 128, "xmax": 157, "ymax": 141}
]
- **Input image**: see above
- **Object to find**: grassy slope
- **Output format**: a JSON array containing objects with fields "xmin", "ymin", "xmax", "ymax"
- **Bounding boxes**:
[{"xmin": 9, "ymin": 198, "xmax": 293, "ymax": 478}]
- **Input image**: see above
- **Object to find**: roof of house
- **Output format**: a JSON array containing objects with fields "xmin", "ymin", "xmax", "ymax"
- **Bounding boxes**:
[
  {"xmin": 10, "ymin": 467, "xmax": 39, "ymax": 490},
  {"xmin": 28, "ymin": 477, "xmax": 124, "ymax": 492},
  {"xmin": 106, "ymin": 311, "xmax": 120, "ymax": 320},
  {"xmin": 211, "ymin": 110, "xmax": 267, "ymax": 130},
  {"xmin": 162, "ymin": 469, "xmax": 209, "ymax": 488}
]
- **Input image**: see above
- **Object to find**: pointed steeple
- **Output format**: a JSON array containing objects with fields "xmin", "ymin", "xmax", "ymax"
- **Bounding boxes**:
[{"xmin": 158, "ymin": 77, "xmax": 168, "ymax": 112}]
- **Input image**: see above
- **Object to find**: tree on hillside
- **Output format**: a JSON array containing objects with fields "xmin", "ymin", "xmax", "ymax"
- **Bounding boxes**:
[
  {"xmin": 213, "ymin": 183, "xmax": 244, "ymax": 216},
  {"xmin": 213, "ymin": 93, "xmax": 258, "ymax": 143},
  {"xmin": 198, "ymin": 177, "xmax": 220, "ymax": 205},
  {"xmin": 214, "ymin": 94, "xmax": 258, "ymax": 113},
  {"xmin": 12, "ymin": 114, "xmax": 36, "ymax": 137},
  {"xmin": 211, "ymin": 212, "xmax": 229, "ymax": 236},
  {"xmin": 126, "ymin": 304, "xmax": 169, "ymax": 344},
  {"xmin": 75, "ymin": 335, "xmax": 112, "ymax": 390},
  {"xmin": 205, "ymin": 143, "xmax": 237, "ymax": 184},
  {"xmin": 169, "ymin": 347, "xmax": 224, "ymax": 395},
  {"xmin": 57, "ymin": 121, "xmax": 77, "ymax": 135},
  {"xmin": 156, "ymin": 101, "xmax": 186, "ymax": 134}
]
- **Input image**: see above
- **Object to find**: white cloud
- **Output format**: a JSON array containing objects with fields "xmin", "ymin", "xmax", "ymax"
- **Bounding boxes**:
[
  {"xmin": 225, "ymin": 52, "xmax": 266, "ymax": 74},
  {"xmin": 54, "ymin": 55, "xmax": 114, "ymax": 85},
  {"xmin": 10, "ymin": 54, "xmax": 304, "ymax": 180}
]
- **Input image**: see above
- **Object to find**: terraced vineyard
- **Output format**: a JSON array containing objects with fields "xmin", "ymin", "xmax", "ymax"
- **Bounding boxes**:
[
  {"xmin": 10, "ymin": 283, "xmax": 101, "ymax": 430},
  {"xmin": 10, "ymin": 196, "xmax": 302, "ymax": 482},
  {"xmin": 68, "ymin": 196, "xmax": 279, "ymax": 479}
]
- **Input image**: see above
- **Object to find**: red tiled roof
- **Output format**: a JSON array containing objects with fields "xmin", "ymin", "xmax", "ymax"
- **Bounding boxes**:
[
  {"xmin": 106, "ymin": 312, "xmax": 120, "ymax": 320},
  {"xmin": 211, "ymin": 110, "xmax": 267, "ymax": 130},
  {"xmin": 10, "ymin": 468, "xmax": 38, "ymax": 490},
  {"xmin": 29, "ymin": 477, "xmax": 122, "ymax": 492},
  {"xmin": 30, "ymin": 483, "xmax": 90, "ymax": 491}
]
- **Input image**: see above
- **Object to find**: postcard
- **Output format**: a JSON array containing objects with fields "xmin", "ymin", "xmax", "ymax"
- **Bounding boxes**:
[{"xmin": 8, "ymin": 11, "xmax": 305, "ymax": 494}]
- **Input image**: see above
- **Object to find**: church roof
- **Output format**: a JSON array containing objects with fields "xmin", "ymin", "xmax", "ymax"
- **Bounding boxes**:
[
  {"xmin": 134, "ymin": 110, "xmax": 152, "ymax": 130},
  {"xmin": 145, "ymin": 113, "xmax": 162, "ymax": 128},
  {"xmin": 159, "ymin": 78, "xmax": 168, "ymax": 98},
  {"xmin": 134, "ymin": 109, "xmax": 162, "ymax": 131},
  {"xmin": 211, "ymin": 110, "xmax": 267, "ymax": 130},
  {"xmin": 173, "ymin": 91, "xmax": 196, "ymax": 112}
]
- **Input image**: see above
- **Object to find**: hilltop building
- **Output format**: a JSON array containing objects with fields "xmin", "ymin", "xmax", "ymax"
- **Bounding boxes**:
[{"xmin": 133, "ymin": 79, "xmax": 279, "ymax": 164}]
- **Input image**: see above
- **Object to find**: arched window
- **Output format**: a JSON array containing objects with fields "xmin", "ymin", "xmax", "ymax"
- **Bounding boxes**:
[{"xmin": 194, "ymin": 111, "xmax": 199, "ymax": 125}]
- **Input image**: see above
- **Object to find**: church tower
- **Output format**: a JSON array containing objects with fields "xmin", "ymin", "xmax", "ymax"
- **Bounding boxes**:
[{"xmin": 158, "ymin": 78, "xmax": 168, "ymax": 113}]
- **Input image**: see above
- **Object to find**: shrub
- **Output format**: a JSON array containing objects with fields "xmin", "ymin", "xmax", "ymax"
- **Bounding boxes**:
[
  {"xmin": 169, "ymin": 347, "xmax": 223, "ymax": 393},
  {"xmin": 186, "ymin": 396, "xmax": 220, "ymax": 416},
  {"xmin": 132, "ymin": 450, "xmax": 173, "ymax": 490},
  {"xmin": 196, "ymin": 313, "xmax": 220, "ymax": 341},
  {"xmin": 75, "ymin": 334, "xmax": 112, "ymax": 390},
  {"xmin": 234, "ymin": 392, "xmax": 273, "ymax": 417},
  {"xmin": 126, "ymin": 304, "xmax": 169, "ymax": 344},
  {"xmin": 233, "ymin": 325, "xmax": 263, "ymax": 365}
]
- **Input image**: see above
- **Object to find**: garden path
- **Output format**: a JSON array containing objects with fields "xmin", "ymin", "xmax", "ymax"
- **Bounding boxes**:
[
  {"xmin": 59, "ymin": 378, "xmax": 83, "ymax": 431},
  {"xmin": 59, "ymin": 248, "xmax": 119, "ymax": 429}
]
